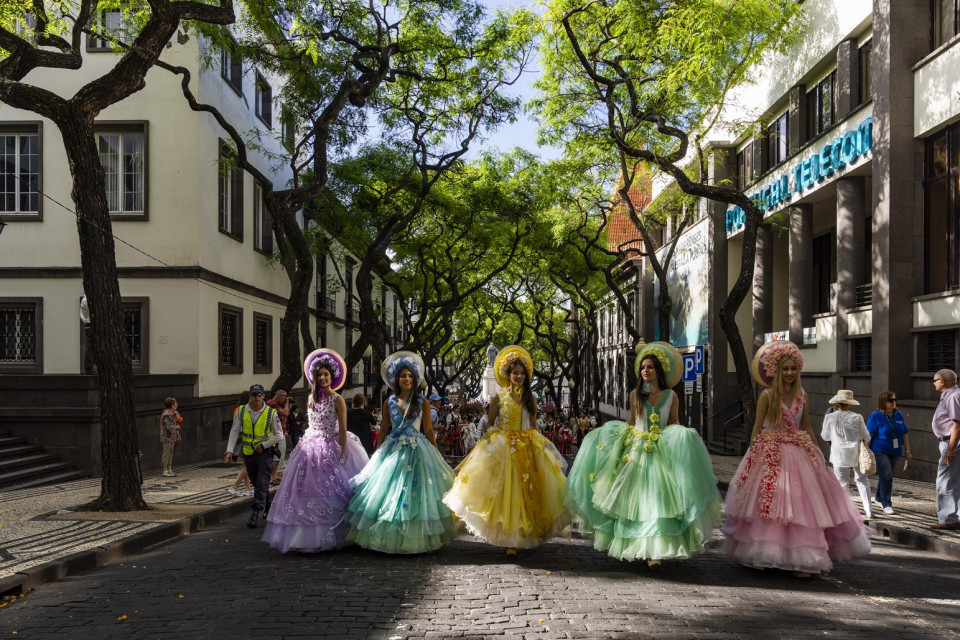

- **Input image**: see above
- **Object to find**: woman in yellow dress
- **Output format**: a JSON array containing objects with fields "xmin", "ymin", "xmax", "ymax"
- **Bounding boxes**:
[{"xmin": 443, "ymin": 345, "xmax": 570, "ymax": 554}]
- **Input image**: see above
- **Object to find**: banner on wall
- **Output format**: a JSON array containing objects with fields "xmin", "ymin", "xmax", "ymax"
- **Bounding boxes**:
[{"xmin": 653, "ymin": 218, "xmax": 710, "ymax": 348}]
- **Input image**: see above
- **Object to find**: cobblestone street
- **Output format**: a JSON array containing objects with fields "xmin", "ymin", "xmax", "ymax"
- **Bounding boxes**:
[{"xmin": 1, "ymin": 510, "xmax": 957, "ymax": 640}]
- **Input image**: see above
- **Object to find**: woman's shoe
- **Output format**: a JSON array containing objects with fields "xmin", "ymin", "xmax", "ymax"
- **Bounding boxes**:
[
  {"xmin": 227, "ymin": 487, "xmax": 240, "ymax": 496},
  {"xmin": 647, "ymin": 559, "xmax": 661, "ymax": 568},
  {"xmin": 883, "ymin": 506, "xmax": 895, "ymax": 515},
  {"xmin": 505, "ymin": 548, "xmax": 517, "ymax": 556},
  {"xmin": 792, "ymin": 571, "xmax": 812, "ymax": 578}
]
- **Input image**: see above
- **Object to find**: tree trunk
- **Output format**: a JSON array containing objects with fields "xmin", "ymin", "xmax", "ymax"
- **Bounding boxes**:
[
  {"xmin": 61, "ymin": 115, "xmax": 147, "ymax": 511},
  {"xmin": 718, "ymin": 206, "xmax": 763, "ymax": 432},
  {"xmin": 269, "ymin": 200, "xmax": 314, "ymax": 394}
]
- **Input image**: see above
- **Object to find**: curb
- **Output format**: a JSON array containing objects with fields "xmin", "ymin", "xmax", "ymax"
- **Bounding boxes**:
[
  {"xmin": 868, "ymin": 520, "xmax": 960, "ymax": 562},
  {"xmin": 0, "ymin": 499, "xmax": 252, "ymax": 598}
]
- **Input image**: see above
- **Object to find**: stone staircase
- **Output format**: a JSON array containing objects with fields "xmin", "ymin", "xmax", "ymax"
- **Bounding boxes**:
[{"xmin": 0, "ymin": 432, "xmax": 88, "ymax": 491}]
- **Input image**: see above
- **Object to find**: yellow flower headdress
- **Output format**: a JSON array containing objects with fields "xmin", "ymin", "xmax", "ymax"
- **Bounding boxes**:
[
  {"xmin": 494, "ymin": 345, "xmax": 534, "ymax": 388},
  {"xmin": 635, "ymin": 341, "xmax": 683, "ymax": 389}
]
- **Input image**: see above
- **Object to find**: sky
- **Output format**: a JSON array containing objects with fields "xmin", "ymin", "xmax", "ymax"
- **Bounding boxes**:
[{"xmin": 470, "ymin": 0, "xmax": 563, "ymax": 161}]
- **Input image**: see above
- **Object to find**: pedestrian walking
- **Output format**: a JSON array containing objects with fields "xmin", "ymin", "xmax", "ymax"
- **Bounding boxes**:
[
  {"xmin": 346, "ymin": 393, "xmax": 377, "ymax": 456},
  {"xmin": 866, "ymin": 390, "xmax": 911, "ymax": 516},
  {"xmin": 262, "ymin": 349, "xmax": 369, "ymax": 552},
  {"xmin": 566, "ymin": 342, "xmax": 722, "ymax": 566},
  {"xmin": 225, "ymin": 383, "xmax": 283, "ymax": 529},
  {"xmin": 931, "ymin": 369, "xmax": 960, "ymax": 530},
  {"xmin": 159, "ymin": 397, "xmax": 181, "ymax": 477},
  {"xmin": 820, "ymin": 390, "xmax": 873, "ymax": 520},
  {"xmin": 344, "ymin": 351, "xmax": 457, "ymax": 553},
  {"xmin": 266, "ymin": 389, "xmax": 291, "ymax": 484},
  {"xmin": 722, "ymin": 340, "xmax": 871, "ymax": 577},
  {"xmin": 443, "ymin": 345, "xmax": 570, "ymax": 555}
]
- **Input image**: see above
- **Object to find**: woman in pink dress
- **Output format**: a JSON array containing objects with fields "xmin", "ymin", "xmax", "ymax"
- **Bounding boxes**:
[{"xmin": 722, "ymin": 340, "xmax": 871, "ymax": 577}]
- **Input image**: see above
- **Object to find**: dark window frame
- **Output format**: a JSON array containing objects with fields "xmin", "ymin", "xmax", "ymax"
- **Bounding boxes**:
[
  {"xmin": 221, "ymin": 37, "xmax": 243, "ymax": 96},
  {"xmin": 850, "ymin": 336, "xmax": 872, "ymax": 372},
  {"xmin": 86, "ymin": 9, "xmax": 131, "ymax": 51},
  {"xmin": 0, "ymin": 120, "xmax": 43, "ymax": 219},
  {"xmin": 806, "ymin": 71, "xmax": 836, "ymax": 141},
  {"xmin": 218, "ymin": 302, "xmax": 243, "ymax": 375},
  {"xmin": 933, "ymin": 0, "xmax": 959, "ymax": 51},
  {"xmin": 253, "ymin": 180, "xmax": 273, "ymax": 255},
  {"xmin": 858, "ymin": 41, "xmax": 872, "ymax": 106},
  {"xmin": 924, "ymin": 123, "xmax": 960, "ymax": 292},
  {"xmin": 255, "ymin": 72, "xmax": 273, "ymax": 129},
  {"xmin": 0, "ymin": 297, "xmax": 43, "ymax": 374},
  {"xmin": 766, "ymin": 111, "xmax": 789, "ymax": 170},
  {"xmin": 94, "ymin": 121, "xmax": 148, "ymax": 220},
  {"xmin": 253, "ymin": 311, "xmax": 272, "ymax": 374},
  {"xmin": 218, "ymin": 139, "xmax": 244, "ymax": 242}
]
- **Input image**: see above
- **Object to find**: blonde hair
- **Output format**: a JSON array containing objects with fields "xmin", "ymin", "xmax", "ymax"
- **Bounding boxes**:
[{"xmin": 766, "ymin": 357, "xmax": 803, "ymax": 426}]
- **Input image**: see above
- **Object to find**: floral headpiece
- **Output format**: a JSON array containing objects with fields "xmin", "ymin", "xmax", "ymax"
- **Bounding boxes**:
[
  {"xmin": 752, "ymin": 340, "xmax": 804, "ymax": 387},
  {"xmin": 494, "ymin": 345, "xmax": 533, "ymax": 388},
  {"xmin": 381, "ymin": 351, "xmax": 425, "ymax": 390},
  {"xmin": 303, "ymin": 348, "xmax": 346, "ymax": 390},
  {"xmin": 635, "ymin": 341, "xmax": 683, "ymax": 388}
]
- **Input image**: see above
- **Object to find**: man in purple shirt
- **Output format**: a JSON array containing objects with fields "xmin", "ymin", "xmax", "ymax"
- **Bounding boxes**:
[{"xmin": 931, "ymin": 369, "xmax": 960, "ymax": 530}]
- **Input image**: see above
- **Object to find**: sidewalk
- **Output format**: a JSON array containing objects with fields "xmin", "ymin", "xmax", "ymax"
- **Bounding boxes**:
[{"xmin": 0, "ymin": 455, "xmax": 957, "ymax": 599}]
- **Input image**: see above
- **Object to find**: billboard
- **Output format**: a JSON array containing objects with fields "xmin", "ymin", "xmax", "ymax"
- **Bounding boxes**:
[{"xmin": 653, "ymin": 218, "xmax": 709, "ymax": 348}]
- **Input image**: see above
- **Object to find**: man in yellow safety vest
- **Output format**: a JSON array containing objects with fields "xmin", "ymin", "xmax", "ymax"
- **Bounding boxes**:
[{"xmin": 225, "ymin": 383, "xmax": 284, "ymax": 528}]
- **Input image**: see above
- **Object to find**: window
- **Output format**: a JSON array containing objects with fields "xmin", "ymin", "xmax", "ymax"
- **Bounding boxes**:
[
  {"xmin": 0, "ymin": 298, "xmax": 42, "ymax": 373},
  {"xmin": 812, "ymin": 231, "xmax": 836, "ymax": 314},
  {"xmin": 0, "ymin": 122, "xmax": 40, "ymax": 217},
  {"xmin": 925, "ymin": 123, "xmax": 960, "ymax": 291},
  {"xmin": 920, "ymin": 329, "xmax": 958, "ymax": 372},
  {"xmin": 95, "ymin": 123, "xmax": 146, "ymax": 218},
  {"xmin": 124, "ymin": 298, "xmax": 148, "ymax": 373},
  {"xmin": 806, "ymin": 72, "xmax": 836, "ymax": 140},
  {"xmin": 736, "ymin": 141, "xmax": 756, "ymax": 189},
  {"xmin": 851, "ymin": 337, "xmax": 872, "ymax": 372},
  {"xmin": 282, "ymin": 113, "xmax": 296, "ymax": 153},
  {"xmin": 253, "ymin": 312, "xmax": 272, "ymax": 374},
  {"xmin": 858, "ymin": 41, "xmax": 872, "ymax": 105},
  {"xmin": 934, "ymin": 0, "xmax": 959, "ymax": 50},
  {"xmin": 219, "ymin": 303, "xmax": 243, "ymax": 374},
  {"xmin": 218, "ymin": 139, "xmax": 244, "ymax": 241},
  {"xmin": 87, "ymin": 10, "xmax": 133, "ymax": 51},
  {"xmin": 221, "ymin": 39, "xmax": 243, "ymax": 95},
  {"xmin": 253, "ymin": 181, "xmax": 272, "ymax": 254},
  {"xmin": 255, "ymin": 73, "xmax": 273, "ymax": 128},
  {"xmin": 767, "ymin": 112, "xmax": 789, "ymax": 168},
  {"xmin": 316, "ymin": 320, "xmax": 327, "ymax": 348}
]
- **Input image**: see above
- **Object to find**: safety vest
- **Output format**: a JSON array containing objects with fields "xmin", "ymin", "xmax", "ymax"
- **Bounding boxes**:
[{"xmin": 239, "ymin": 405, "xmax": 277, "ymax": 456}]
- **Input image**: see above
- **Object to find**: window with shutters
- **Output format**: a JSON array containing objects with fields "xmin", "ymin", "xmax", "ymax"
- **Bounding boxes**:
[
  {"xmin": 850, "ymin": 337, "xmax": 872, "ymax": 372},
  {"xmin": 255, "ymin": 73, "xmax": 273, "ymax": 129},
  {"xmin": 219, "ymin": 303, "xmax": 243, "ymax": 374},
  {"xmin": 218, "ymin": 139, "xmax": 244, "ymax": 241},
  {"xmin": 221, "ymin": 39, "xmax": 243, "ymax": 95},
  {"xmin": 253, "ymin": 312, "xmax": 272, "ymax": 374},
  {"xmin": 0, "ymin": 298, "xmax": 42, "ymax": 374},
  {"xmin": 253, "ymin": 181, "xmax": 272, "ymax": 254},
  {"xmin": 919, "ymin": 329, "xmax": 958, "ymax": 372}
]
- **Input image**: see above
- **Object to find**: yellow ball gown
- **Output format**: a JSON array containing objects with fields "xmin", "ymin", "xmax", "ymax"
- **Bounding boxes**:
[{"xmin": 443, "ymin": 387, "xmax": 570, "ymax": 548}]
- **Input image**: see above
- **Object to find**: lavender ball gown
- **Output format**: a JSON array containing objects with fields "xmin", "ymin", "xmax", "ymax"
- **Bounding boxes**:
[{"xmin": 262, "ymin": 393, "xmax": 369, "ymax": 552}]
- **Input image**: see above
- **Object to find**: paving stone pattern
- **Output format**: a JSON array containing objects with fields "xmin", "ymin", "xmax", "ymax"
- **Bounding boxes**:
[{"xmin": 0, "ymin": 511, "xmax": 958, "ymax": 640}]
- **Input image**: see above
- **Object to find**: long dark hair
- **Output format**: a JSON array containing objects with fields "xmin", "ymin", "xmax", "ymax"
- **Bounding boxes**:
[
  {"xmin": 391, "ymin": 366, "xmax": 422, "ymax": 421},
  {"xmin": 309, "ymin": 361, "xmax": 334, "ymax": 408},
  {"xmin": 507, "ymin": 359, "xmax": 537, "ymax": 415},
  {"xmin": 635, "ymin": 355, "xmax": 668, "ymax": 415}
]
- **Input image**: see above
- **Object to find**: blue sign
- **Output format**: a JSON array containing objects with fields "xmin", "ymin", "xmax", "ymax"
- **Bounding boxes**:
[
  {"xmin": 695, "ymin": 345, "xmax": 704, "ymax": 375},
  {"xmin": 682, "ymin": 354, "xmax": 697, "ymax": 382},
  {"xmin": 726, "ymin": 115, "xmax": 874, "ymax": 234}
]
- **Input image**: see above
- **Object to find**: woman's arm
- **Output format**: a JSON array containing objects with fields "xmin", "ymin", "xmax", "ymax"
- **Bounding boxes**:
[
  {"xmin": 335, "ymin": 395, "xmax": 348, "ymax": 462},
  {"xmin": 376, "ymin": 400, "xmax": 391, "ymax": 449},
  {"xmin": 628, "ymin": 390, "xmax": 638, "ymax": 425},
  {"xmin": 668, "ymin": 390, "xmax": 680, "ymax": 425},
  {"xmin": 487, "ymin": 394, "xmax": 500, "ymax": 430},
  {"xmin": 750, "ymin": 391, "xmax": 769, "ymax": 442},
  {"xmin": 422, "ymin": 399, "xmax": 439, "ymax": 448},
  {"xmin": 902, "ymin": 432, "xmax": 913, "ymax": 460}
]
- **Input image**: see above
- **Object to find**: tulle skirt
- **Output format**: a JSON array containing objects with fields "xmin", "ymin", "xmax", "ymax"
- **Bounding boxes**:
[
  {"xmin": 721, "ymin": 428, "xmax": 871, "ymax": 573},
  {"xmin": 344, "ymin": 426, "xmax": 457, "ymax": 554},
  {"xmin": 262, "ymin": 430, "xmax": 369, "ymax": 553},
  {"xmin": 443, "ymin": 428, "xmax": 571, "ymax": 548},
  {"xmin": 567, "ymin": 420, "xmax": 722, "ymax": 561}
]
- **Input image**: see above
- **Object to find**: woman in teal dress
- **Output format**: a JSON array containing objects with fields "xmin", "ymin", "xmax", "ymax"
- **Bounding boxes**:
[
  {"xmin": 566, "ymin": 341, "xmax": 722, "ymax": 566},
  {"xmin": 344, "ymin": 351, "xmax": 457, "ymax": 553}
]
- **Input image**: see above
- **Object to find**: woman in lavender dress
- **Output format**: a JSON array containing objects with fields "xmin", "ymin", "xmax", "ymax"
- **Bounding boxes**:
[{"xmin": 262, "ymin": 349, "xmax": 369, "ymax": 552}]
